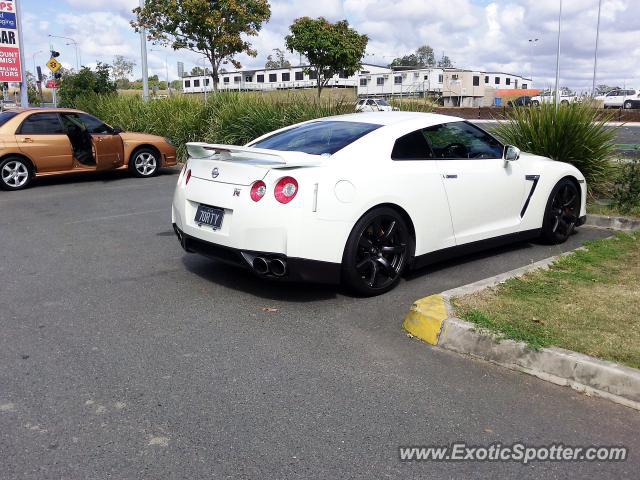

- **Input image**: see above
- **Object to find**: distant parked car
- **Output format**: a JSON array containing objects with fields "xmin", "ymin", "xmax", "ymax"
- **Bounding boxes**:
[
  {"xmin": 507, "ymin": 96, "xmax": 532, "ymax": 107},
  {"xmin": 530, "ymin": 91, "xmax": 578, "ymax": 106},
  {"xmin": 596, "ymin": 89, "xmax": 640, "ymax": 109},
  {"xmin": 0, "ymin": 108, "xmax": 177, "ymax": 191},
  {"xmin": 356, "ymin": 98, "xmax": 398, "ymax": 112}
]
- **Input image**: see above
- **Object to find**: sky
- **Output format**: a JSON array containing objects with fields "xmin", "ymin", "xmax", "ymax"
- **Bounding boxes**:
[{"xmin": 20, "ymin": 0, "xmax": 640, "ymax": 92}]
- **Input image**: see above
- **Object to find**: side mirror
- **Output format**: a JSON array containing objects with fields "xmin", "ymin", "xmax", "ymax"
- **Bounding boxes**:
[
  {"xmin": 112, "ymin": 127, "xmax": 124, "ymax": 135},
  {"xmin": 504, "ymin": 145, "xmax": 520, "ymax": 163}
]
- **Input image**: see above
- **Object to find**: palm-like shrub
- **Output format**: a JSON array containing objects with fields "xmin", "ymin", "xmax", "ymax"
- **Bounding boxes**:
[{"xmin": 493, "ymin": 103, "xmax": 617, "ymax": 186}]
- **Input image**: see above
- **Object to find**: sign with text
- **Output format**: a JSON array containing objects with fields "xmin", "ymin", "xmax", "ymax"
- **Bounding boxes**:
[
  {"xmin": 46, "ymin": 79, "xmax": 58, "ymax": 89},
  {"xmin": 0, "ymin": 1, "xmax": 20, "ymax": 82}
]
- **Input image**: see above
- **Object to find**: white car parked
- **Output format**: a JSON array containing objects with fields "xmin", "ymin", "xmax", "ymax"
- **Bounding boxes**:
[
  {"xmin": 355, "ymin": 98, "xmax": 397, "ymax": 112},
  {"xmin": 172, "ymin": 112, "xmax": 587, "ymax": 295},
  {"xmin": 596, "ymin": 88, "xmax": 639, "ymax": 109},
  {"xmin": 530, "ymin": 91, "xmax": 578, "ymax": 106}
]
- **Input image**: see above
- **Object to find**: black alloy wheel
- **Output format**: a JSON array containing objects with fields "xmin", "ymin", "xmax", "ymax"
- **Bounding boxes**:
[
  {"xmin": 541, "ymin": 179, "xmax": 581, "ymax": 244},
  {"xmin": 343, "ymin": 207, "xmax": 412, "ymax": 296}
]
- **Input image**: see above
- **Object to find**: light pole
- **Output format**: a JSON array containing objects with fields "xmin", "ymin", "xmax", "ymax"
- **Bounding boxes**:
[
  {"xmin": 139, "ymin": 0, "xmax": 150, "ymax": 101},
  {"xmin": 32, "ymin": 50, "xmax": 43, "ymax": 75},
  {"xmin": 554, "ymin": 0, "xmax": 563, "ymax": 111},
  {"xmin": 16, "ymin": 0, "xmax": 28, "ymax": 108},
  {"xmin": 592, "ymin": 0, "xmax": 603, "ymax": 97},
  {"xmin": 528, "ymin": 38, "xmax": 538, "ymax": 85},
  {"xmin": 48, "ymin": 34, "xmax": 79, "ymax": 70},
  {"xmin": 197, "ymin": 57, "xmax": 209, "ymax": 101}
]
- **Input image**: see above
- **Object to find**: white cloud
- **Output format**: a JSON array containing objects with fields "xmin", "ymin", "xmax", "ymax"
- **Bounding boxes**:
[{"xmin": 22, "ymin": 0, "xmax": 640, "ymax": 90}]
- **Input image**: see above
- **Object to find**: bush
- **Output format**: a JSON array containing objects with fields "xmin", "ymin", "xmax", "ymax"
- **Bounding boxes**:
[
  {"xmin": 59, "ymin": 64, "xmax": 117, "ymax": 108},
  {"xmin": 613, "ymin": 159, "xmax": 640, "ymax": 215},
  {"xmin": 493, "ymin": 103, "xmax": 617, "ymax": 186},
  {"xmin": 74, "ymin": 92, "xmax": 352, "ymax": 159}
]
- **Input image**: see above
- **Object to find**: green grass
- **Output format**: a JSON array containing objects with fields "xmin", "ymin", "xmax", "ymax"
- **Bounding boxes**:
[
  {"xmin": 588, "ymin": 201, "xmax": 640, "ymax": 218},
  {"xmin": 493, "ymin": 102, "xmax": 618, "ymax": 186},
  {"xmin": 453, "ymin": 232, "xmax": 640, "ymax": 368}
]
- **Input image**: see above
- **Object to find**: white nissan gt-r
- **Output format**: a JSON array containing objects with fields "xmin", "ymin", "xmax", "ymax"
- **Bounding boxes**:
[{"xmin": 172, "ymin": 112, "xmax": 586, "ymax": 296}]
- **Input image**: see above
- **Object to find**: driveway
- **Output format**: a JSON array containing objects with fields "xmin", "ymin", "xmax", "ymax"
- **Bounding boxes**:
[{"xmin": 0, "ymin": 170, "xmax": 637, "ymax": 479}]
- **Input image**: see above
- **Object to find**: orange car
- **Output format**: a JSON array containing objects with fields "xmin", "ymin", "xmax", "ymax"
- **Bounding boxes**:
[{"xmin": 0, "ymin": 108, "xmax": 178, "ymax": 191}]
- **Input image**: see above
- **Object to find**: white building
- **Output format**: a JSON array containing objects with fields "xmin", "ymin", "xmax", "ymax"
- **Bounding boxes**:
[
  {"xmin": 356, "ymin": 67, "xmax": 532, "ymax": 104},
  {"xmin": 181, "ymin": 63, "xmax": 388, "ymax": 93}
]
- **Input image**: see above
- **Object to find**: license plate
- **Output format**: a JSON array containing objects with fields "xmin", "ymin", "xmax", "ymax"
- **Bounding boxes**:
[{"xmin": 194, "ymin": 205, "xmax": 225, "ymax": 230}]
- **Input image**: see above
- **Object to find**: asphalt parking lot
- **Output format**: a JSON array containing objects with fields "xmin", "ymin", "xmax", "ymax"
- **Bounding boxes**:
[{"xmin": 1, "ymin": 169, "xmax": 638, "ymax": 479}]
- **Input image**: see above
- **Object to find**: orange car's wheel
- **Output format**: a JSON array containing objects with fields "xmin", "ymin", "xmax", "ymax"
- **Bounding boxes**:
[
  {"xmin": 129, "ymin": 148, "xmax": 159, "ymax": 178},
  {"xmin": 0, "ymin": 157, "xmax": 33, "ymax": 191}
]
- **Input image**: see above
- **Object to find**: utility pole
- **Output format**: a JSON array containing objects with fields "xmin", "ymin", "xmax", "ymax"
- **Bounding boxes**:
[
  {"xmin": 554, "ymin": 0, "xmax": 563, "ymax": 111},
  {"xmin": 16, "ymin": 0, "xmax": 28, "ymax": 107},
  {"xmin": 592, "ymin": 0, "xmax": 603, "ymax": 97},
  {"xmin": 139, "ymin": 0, "xmax": 149, "ymax": 101},
  {"xmin": 528, "ymin": 38, "xmax": 538, "ymax": 85}
]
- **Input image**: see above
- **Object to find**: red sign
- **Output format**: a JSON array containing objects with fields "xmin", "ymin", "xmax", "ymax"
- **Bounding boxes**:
[
  {"xmin": 46, "ymin": 80, "xmax": 58, "ymax": 89},
  {"xmin": 0, "ymin": 2, "xmax": 14, "ymax": 13},
  {"xmin": 0, "ymin": 45, "xmax": 20, "ymax": 82}
]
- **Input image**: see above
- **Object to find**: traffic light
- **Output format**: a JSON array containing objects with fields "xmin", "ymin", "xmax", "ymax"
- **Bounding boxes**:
[
  {"xmin": 54, "ymin": 73, "xmax": 62, "ymax": 80},
  {"xmin": 50, "ymin": 50, "xmax": 60, "ymax": 58}
]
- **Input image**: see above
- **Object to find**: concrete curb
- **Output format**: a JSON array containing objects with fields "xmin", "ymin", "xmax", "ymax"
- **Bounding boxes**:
[
  {"xmin": 586, "ymin": 214, "xmax": 640, "ymax": 231},
  {"xmin": 403, "ymin": 241, "xmax": 640, "ymax": 411}
]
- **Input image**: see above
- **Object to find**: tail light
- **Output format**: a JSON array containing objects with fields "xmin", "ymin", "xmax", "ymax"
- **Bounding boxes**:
[
  {"xmin": 250, "ymin": 180, "xmax": 267, "ymax": 202},
  {"xmin": 274, "ymin": 176, "xmax": 298, "ymax": 204},
  {"xmin": 185, "ymin": 169, "xmax": 192, "ymax": 185}
]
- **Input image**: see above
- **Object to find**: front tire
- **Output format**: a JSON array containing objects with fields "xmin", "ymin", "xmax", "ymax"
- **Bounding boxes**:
[
  {"xmin": 624, "ymin": 100, "xmax": 633, "ymax": 110},
  {"xmin": 532, "ymin": 100, "xmax": 540, "ymax": 107},
  {"xmin": 0, "ymin": 157, "xmax": 33, "ymax": 191},
  {"xmin": 541, "ymin": 179, "xmax": 581, "ymax": 244},
  {"xmin": 129, "ymin": 148, "xmax": 159, "ymax": 178},
  {"xmin": 342, "ymin": 207, "xmax": 413, "ymax": 296}
]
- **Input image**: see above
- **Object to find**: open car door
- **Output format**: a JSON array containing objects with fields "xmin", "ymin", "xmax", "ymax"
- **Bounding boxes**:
[{"xmin": 60, "ymin": 113, "xmax": 124, "ymax": 170}]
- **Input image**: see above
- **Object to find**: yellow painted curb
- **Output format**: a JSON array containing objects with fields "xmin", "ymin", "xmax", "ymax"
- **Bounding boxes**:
[{"xmin": 403, "ymin": 294, "xmax": 448, "ymax": 345}]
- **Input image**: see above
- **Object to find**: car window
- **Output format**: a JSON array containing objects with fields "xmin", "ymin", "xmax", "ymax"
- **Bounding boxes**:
[
  {"xmin": 423, "ymin": 122, "xmax": 503, "ymax": 159},
  {"xmin": 391, "ymin": 130, "xmax": 432, "ymax": 160},
  {"xmin": 18, "ymin": 113, "xmax": 64, "ymax": 135},
  {"xmin": 366, "ymin": 100, "xmax": 375, "ymax": 106},
  {"xmin": 0, "ymin": 111, "xmax": 17, "ymax": 127},
  {"xmin": 377, "ymin": 99, "xmax": 390, "ymax": 106},
  {"xmin": 250, "ymin": 121, "xmax": 381, "ymax": 155},
  {"xmin": 607, "ymin": 91, "xmax": 620, "ymax": 96},
  {"xmin": 77, "ymin": 113, "xmax": 113, "ymax": 134}
]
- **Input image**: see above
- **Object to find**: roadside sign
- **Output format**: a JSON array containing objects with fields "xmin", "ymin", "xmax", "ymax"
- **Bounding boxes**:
[
  {"xmin": 0, "ymin": 0, "xmax": 20, "ymax": 83},
  {"xmin": 47, "ymin": 57, "xmax": 61, "ymax": 73},
  {"xmin": 46, "ymin": 79, "xmax": 58, "ymax": 89},
  {"xmin": 177, "ymin": 61, "xmax": 184, "ymax": 78}
]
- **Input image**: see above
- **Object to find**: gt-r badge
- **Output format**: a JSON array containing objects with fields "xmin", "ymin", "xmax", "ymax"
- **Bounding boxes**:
[
  {"xmin": 233, "ymin": 188, "xmax": 241, "ymax": 197},
  {"xmin": 212, "ymin": 168, "xmax": 220, "ymax": 178}
]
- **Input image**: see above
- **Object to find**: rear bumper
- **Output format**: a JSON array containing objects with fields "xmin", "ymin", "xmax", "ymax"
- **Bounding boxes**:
[{"xmin": 173, "ymin": 224, "xmax": 341, "ymax": 285}]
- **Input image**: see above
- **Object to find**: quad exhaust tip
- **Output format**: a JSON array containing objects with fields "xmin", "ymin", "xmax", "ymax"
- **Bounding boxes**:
[
  {"xmin": 252, "ymin": 257, "xmax": 270, "ymax": 275},
  {"xmin": 270, "ymin": 258, "xmax": 287, "ymax": 277},
  {"xmin": 251, "ymin": 256, "xmax": 287, "ymax": 277}
]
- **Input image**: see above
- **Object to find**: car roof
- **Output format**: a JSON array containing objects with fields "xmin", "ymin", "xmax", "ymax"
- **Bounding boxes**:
[
  {"xmin": 320, "ymin": 111, "xmax": 463, "ymax": 127},
  {"xmin": 6, "ymin": 107, "xmax": 84, "ymax": 115}
]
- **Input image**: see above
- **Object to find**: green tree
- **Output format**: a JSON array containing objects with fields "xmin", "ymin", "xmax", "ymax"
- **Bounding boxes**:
[
  {"xmin": 415, "ymin": 45, "xmax": 435, "ymax": 67},
  {"xmin": 58, "ymin": 63, "xmax": 117, "ymax": 107},
  {"xmin": 265, "ymin": 48, "xmax": 291, "ymax": 69},
  {"xmin": 390, "ymin": 45, "xmax": 437, "ymax": 69},
  {"xmin": 285, "ymin": 17, "xmax": 368, "ymax": 98},
  {"xmin": 111, "ymin": 55, "xmax": 136, "ymax": 89},
  {"xmin": 190, "ymin": 66, "xmax": 205, "ymax": 76},
  {"xmin": 438, "ymin": 55, "xmax": 453, "ymax": 68},
  {"xmin": 25, "ymin": 71, "xmax": 41, "ymax": 106},
  {"xmin": 132, "ymin": 0, "xmax": 271, "ymax": 92}
]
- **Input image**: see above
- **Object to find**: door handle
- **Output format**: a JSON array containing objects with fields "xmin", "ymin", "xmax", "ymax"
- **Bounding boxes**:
[
  {"xmin": 443, "ymin": 174, "xmax": 458, "ymax": 179},
  {"xmin": 23, "ymin": 137, "xmax": 34, "ymax": 143}
]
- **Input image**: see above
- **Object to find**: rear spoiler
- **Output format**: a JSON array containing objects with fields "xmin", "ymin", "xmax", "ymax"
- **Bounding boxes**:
[{"xmin": 186, "ymin": 142, "xmax": 324, "ymax": 168}]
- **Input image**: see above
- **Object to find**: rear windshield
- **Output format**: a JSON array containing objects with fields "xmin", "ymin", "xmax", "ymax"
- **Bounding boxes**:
[
  {"xmin": 250, "ymin": 120, "xmax": 381, "ymax": 155},
  {"xmin": 0, "ymin": 111, "xmax": 18, "ymax": 127}
]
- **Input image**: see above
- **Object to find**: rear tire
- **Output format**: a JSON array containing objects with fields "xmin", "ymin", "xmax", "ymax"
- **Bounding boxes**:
[
  {"xmin": 532, "ymin": 100, "xmax": 540, "ymax": 107},
  {"xmin": 540, "ymin": 179, "xmax": 581, "ymax": 244},
  {"xmin": 342, "ymin": 207, "xmax": 413, "ymax": 296},
  {"xmin": 624, "ymin": 100, "xmax": 633, "ymax": 109},
  {"xmin": 129, "ymin": 148, "xmax": 160, "ymax": 178},
  {"xmin": 0, "ymin": 156, "xmax": 33, "ymax": 191}
]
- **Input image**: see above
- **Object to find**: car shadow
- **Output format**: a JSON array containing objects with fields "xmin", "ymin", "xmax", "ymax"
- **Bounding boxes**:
[
  {"xmin": 181, "ymin": 254, "xmax": 341, "ymax": 302},
  {"xmin": 32, "ymin": 167, "xmax": 179, "ymax": 188}
]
